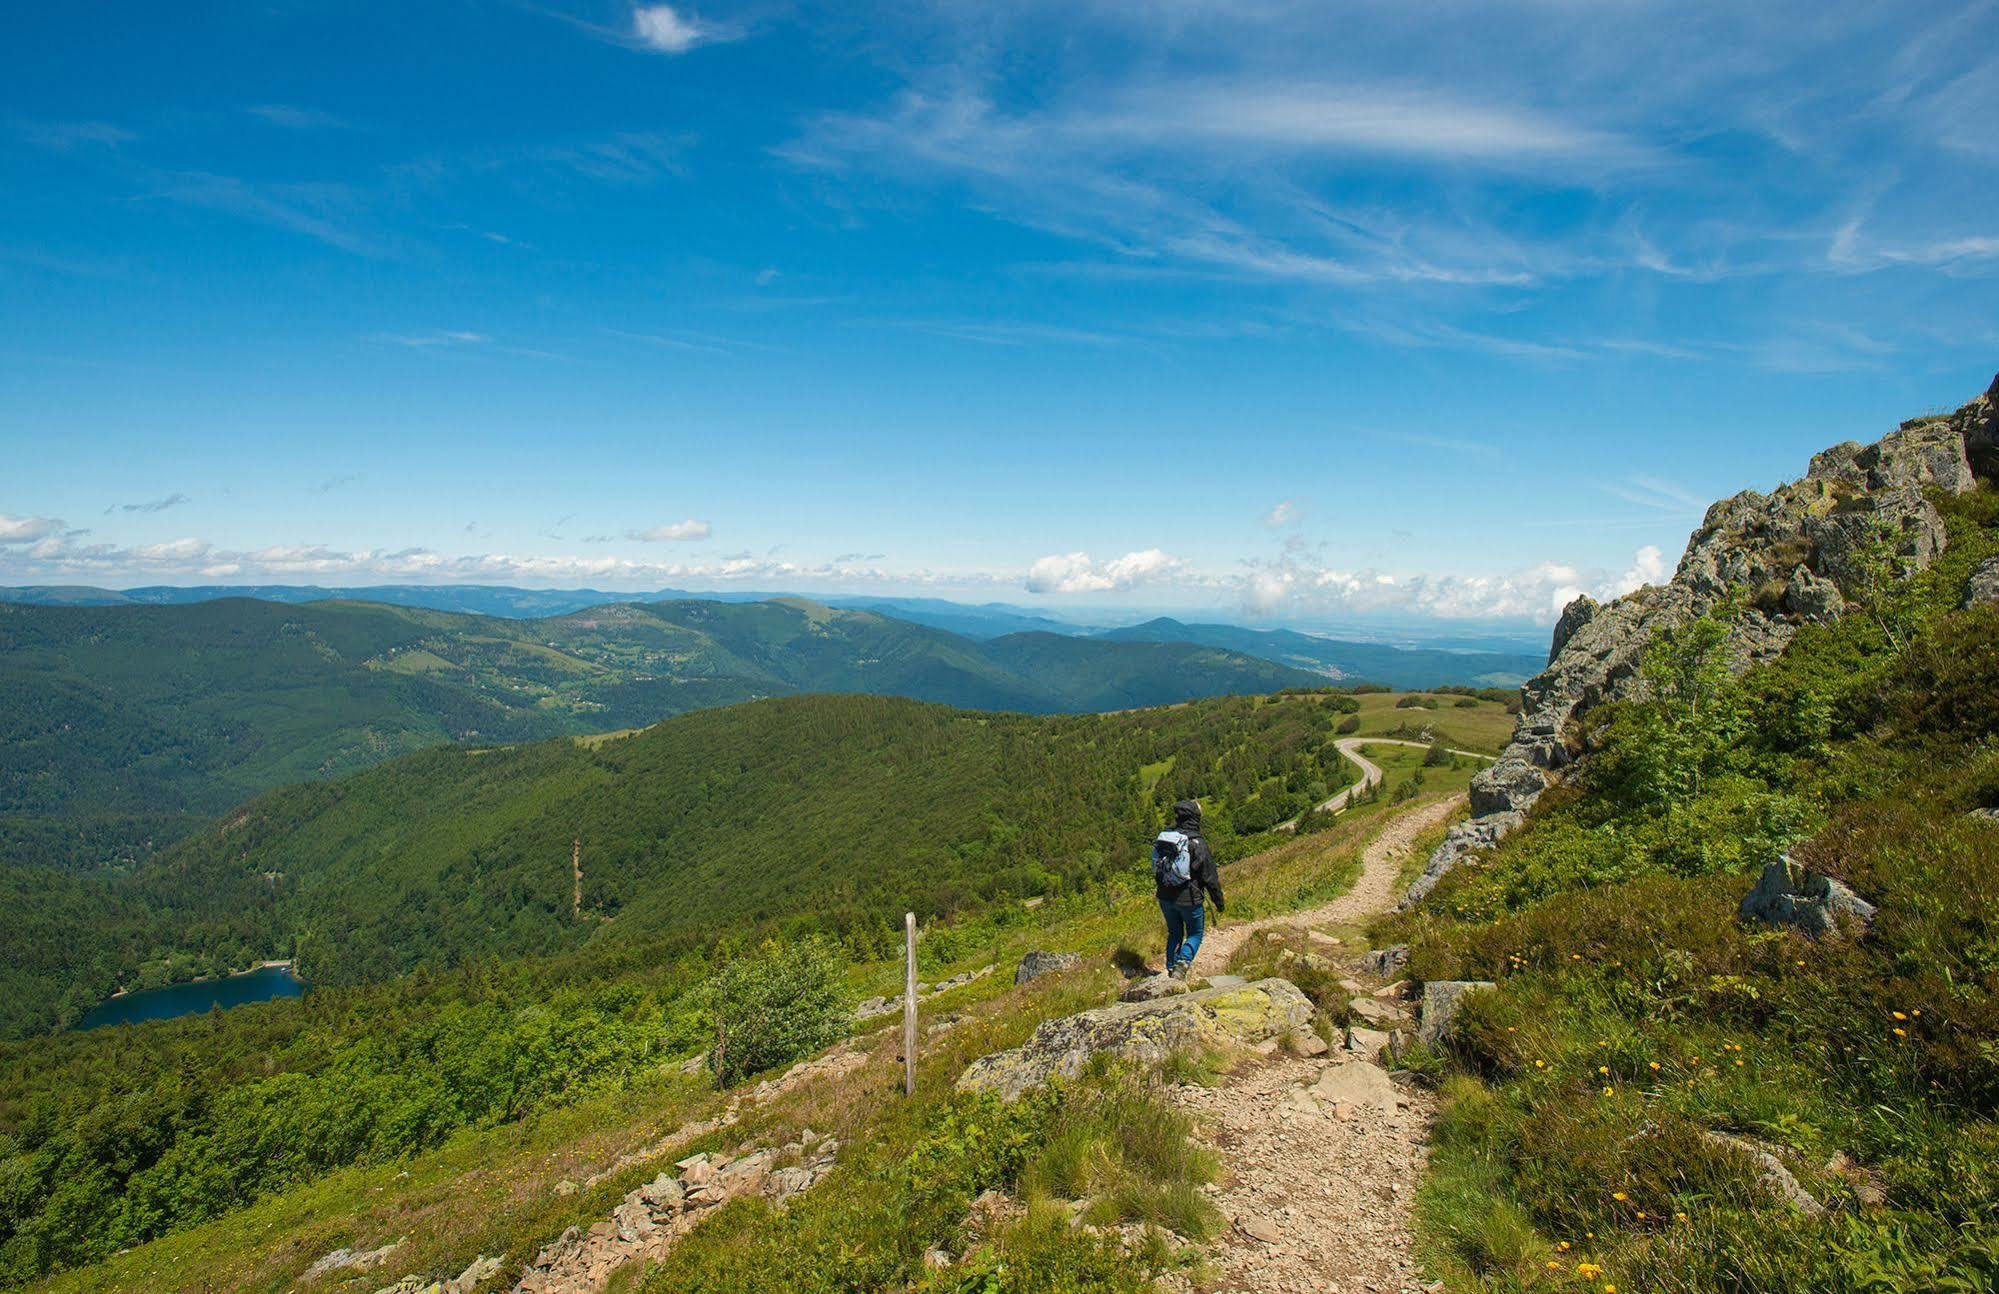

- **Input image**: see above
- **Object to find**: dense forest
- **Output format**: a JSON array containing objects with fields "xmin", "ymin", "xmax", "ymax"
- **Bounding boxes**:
[
  {"xmin": 0, "ymin": 688, "xmax": 1370, "ymax": 1282},
  {"xmin": 0, "ymin": 596, "xmax": 1327, "ymax": 869}
]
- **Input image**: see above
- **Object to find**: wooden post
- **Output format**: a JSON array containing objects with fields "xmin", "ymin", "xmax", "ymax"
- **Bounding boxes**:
[{"xmin": 903, "ymin": 912, "xmax": 918, "ymax": 1097}]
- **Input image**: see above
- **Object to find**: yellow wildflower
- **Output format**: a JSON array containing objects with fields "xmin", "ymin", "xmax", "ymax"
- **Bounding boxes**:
[
  {"xmin": 1892, "ymin": 1011, "xmax": 1907, "ymax": 1021},
  {"xmin": 1893, "ymin": 1027, "xmax": 1907, "ymax": 1038},
  {"xmin": 1612, "ymin": 1191, "xmax": 1628, "ymax": 1201}
]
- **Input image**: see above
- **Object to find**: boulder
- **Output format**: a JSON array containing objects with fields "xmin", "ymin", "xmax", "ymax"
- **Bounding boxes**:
[
  {"xmin": 1198, "ymin": 973, "xmax": 1249, "ymax": 990},
  {"xmin": 1417, "ymin": 981, "xmax": 1496, "ymax": 1050},
  {"xmin": 958, "ymin": 978, "xmax": 1316, "ymax": 1100},
  {"xmin": 1310, "ymin": 1058, "xmax": 1399, "ymax": 1112},
  {"xmin": 446, "ymin": 1254, "xmax": 504, "ymax": 1294},
  {"xmin": 1014, "ymin": 950, "xmax": 1082, "ymax": 986},
  {"xmin": 1362, "ymin": 945, "xmax": 1410, "ymax": 977},
  {"xmin": 1739, "ymin": 859, "xmax": 1876, "ymax": 937},
  {"xmin": 1119, "ymin": 973, "xmax": 1189, "ymax": 1002},
  {"xmin": 1965, "ymin": 556, "xmax": 1999, "ymax": 610},
  {"xmin": 1347, "ymin": 997, "xmax": 1405, "ymax": 1026},
  {"xmin": 1702, "ymin": 1132, "xmax": 1824, "ymax": 1215},
  {"xmin": 1969, "ymin": 807, "xmax": 1999, "ymax": 825}
]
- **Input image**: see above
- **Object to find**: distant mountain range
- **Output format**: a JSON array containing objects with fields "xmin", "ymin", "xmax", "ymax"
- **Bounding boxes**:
[
  {"xmin": 0, "ymin": 595, "xmax": 1325, "ymax": 866},
  {"xmin": 0, "ymin": 583, "xmax": 1083, "ymax": 635},
  {"xmin": 0, "ymin": 584, "xmax": 1546, "ymax": 680}
]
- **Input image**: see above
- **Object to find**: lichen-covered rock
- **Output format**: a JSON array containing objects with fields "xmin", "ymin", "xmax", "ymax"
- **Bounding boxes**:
[
  {"xmin": 1549, "ymin": 595, "xmax": 1599, "ymax": 662},
  {"xmin": 958, "ymin": 978, "xmax": 1316, "ymax": 1100},
  {"xmin": 1417, "ymin": 981, "xmax": 1495, "ymax": 1050},
  {"xmin": 1469, "ymin": 758, "xmax": 1546, "ymax": 817},
  {"xmin": 1400, "ymin": 373, "xmax": 1997, "ymax": 909},
  {"xmin": 1120, "ymin": 973, "xmax": 1189, "ymax": 1002},
  {"xmin": 1965, "ymin": 556, "xmax": 1999, "ymax": 610},
  {"xmin": 1739, "ymin": 859, "xmax": 1876, "ymax": 937},
  {"xmin": 1783, "ymin": 565, "xmax": 1845, "ymax": 623},
  {"xmin": 1014, "ymin": 950, "xmax": 1081, "ymax": 986}
]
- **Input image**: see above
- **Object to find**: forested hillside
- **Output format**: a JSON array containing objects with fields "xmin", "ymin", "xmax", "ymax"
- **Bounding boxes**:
[
  {"xmin": 1, "ymin": 689, "xmax": 1371, "ymax": 1038},
  {"xmin": 0, "ymin": 596, "xmax": 1322, "ymax": 867}
]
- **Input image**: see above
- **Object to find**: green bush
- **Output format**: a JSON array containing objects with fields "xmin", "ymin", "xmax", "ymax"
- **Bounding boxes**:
[
  {"xmin": 708, "ymin": 940, "xmax": 845, "ymax": 1087},
  {"xmin": 1335, "ymin": 715, "xmax": 1360, "ymax": 734}
]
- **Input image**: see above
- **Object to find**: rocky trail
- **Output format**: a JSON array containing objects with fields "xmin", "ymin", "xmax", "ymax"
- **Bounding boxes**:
[
  {"xmin": 1183, "ymin": 793, "xmax": 1465, "ymax": 1294},
  {"xmin": 1209, "ymin": 792, "xmax": 1466, "ymax": 968}
]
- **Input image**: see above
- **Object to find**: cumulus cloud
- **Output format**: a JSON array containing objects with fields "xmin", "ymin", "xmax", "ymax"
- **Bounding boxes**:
[
  {"xmin": 630, "ymin": 5, "xmax": 719, "ymax": 54},
  {"xmin": 0, "ymin": 514, "xmax": 66, "ymax": 544},
  {"xmin": 1240, "ymin": 544, "xmax": 1680, "ymax": 621},
  {"xmin": 1025, "ymin": 548, "xmax": 1181, "ymax": 595},
  {"xmin": 626, "ymin": 519, "xmax": 713, "ymax": 542}
]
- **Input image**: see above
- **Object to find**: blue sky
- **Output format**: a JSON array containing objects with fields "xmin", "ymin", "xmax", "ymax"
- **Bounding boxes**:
[{"xmin": 3, "ymin": 0, "xmax": 1996, "ymax": 626}]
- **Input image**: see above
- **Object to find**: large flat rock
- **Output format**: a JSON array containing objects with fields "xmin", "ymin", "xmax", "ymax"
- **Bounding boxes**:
[{"xmin": 958, "ymin": 977, "xmax": 1316, "ymax": 1101}]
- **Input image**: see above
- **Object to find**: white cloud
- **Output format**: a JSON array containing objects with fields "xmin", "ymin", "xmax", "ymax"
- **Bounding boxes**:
[
  {"xmin": 1025, "ymin": 548, "xmax": 1182, "ymax": 595},
  {"xmin": 1239, "ymin": 545, "xmax": 1680, "ymax": 622},
  {"xmin": 630, "ymin": 5, "xmax": 714, "ymax": 54},
  {"xmin": 627, "ymin": 519, "xmax": 713, "ymax": 542},
  {"xmin": 1263, "ymin": 498, "xmax": 1303, "ymax": 528},
  {"xmin": 1617, "ymin": 544, "xmax": 1669, "ymax": 593},
  {"xmin": 0, "ymin": 514, "xmax": 65, "ymax": 544},
  {"xmin": 110, "ymin": 492, "xmax": 189, "ymax": 514}
]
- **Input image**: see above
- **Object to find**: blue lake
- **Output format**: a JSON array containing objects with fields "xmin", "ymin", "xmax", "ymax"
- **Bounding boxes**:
[{"xmin": 78, "ymin": 964, "xmax": 306, "ymax": 1030}]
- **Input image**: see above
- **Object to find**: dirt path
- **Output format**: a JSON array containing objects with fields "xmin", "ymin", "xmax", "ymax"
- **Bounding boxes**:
[
  {"xmin": 1207, "ymin": 792, "xmax": 1466, "ymax": 969},
  {"xmin": 1180, "ymin": 793, "xmax": 1465, "ymax": 1294},
  {"xmin": 1278, "ymin": 738, "xmax": 1492, "ymax": 831}
]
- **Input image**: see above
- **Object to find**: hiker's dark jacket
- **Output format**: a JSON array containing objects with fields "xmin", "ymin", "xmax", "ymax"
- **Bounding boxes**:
[{"xmin": 1157, "ymin": 800, "xmax": 1224, "ymax": 912}]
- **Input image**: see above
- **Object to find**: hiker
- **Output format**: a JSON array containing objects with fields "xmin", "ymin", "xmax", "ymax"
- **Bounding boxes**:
[{"xmin": 1153, "ymin": 799, "xmax": 1224, "ymax": 979}]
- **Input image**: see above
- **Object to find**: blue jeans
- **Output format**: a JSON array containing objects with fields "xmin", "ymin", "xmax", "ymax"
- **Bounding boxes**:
[{"xmin": 1161, "ymin": 899, "xmax": 1206, "ymax": 971}]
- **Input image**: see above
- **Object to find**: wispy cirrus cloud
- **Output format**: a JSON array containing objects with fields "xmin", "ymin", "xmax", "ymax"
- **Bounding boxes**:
[{"xmin": 106, "ymin": 492, "xmax": 189, "ymax": 515}]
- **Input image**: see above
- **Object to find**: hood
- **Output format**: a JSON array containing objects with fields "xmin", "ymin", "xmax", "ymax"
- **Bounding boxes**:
[{"xmin": 1172, "ymin": 799, "xmax": 1203, "ymax": 832}]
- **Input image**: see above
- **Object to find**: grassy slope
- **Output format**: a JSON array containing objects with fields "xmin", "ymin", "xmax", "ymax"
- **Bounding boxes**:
[
  {"xmin": 36, "ymin": 772, "xmax": 1474, "ymax": 1294},
  {"xmin": 1389, "ymin": 488, "xmax": 1999, "ymax": 1293}
]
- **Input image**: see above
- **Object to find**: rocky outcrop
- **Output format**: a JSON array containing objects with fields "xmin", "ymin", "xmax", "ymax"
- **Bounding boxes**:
[
  {"xmin": 856, "ymin": 964, "xmax": 997, "ymax": 1020},
  {"xmin": 1966, "ymin": 556, "xmax": 1999, "ymax": 610},
  {"xmin": 958, "ymin": 978, "xmax": 1316, "ymax": 1101},
  {"xmin": 514, "ymin": 1134, "xmax": 839, "ymax": 1294},
  {"xmin": 1739, "ymin": 859, "xmax": 1876, "ymax": 937},
  {"xmin": 373, "ymin": 1254, "xmax": 504, "ymax": 1294},
  {"xmin": 1014, "ymin": 950, "xmax": 1081, "ymax": 985},
  {"xmin": 307, "ymin": 1241, "xmax": 403, "ymax": 1280},
  {"xmin": 1401, "ymin": 373, "xmax": 1999, "ymax": 908}
]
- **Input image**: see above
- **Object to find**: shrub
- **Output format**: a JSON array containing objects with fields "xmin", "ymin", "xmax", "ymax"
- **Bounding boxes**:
[{"xmin": 708, "ymin": 939, "xmax": 845, "ymax": 1086}]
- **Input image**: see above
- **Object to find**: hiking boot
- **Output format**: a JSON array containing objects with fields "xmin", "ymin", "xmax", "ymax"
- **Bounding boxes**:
[{"xmin": 1168, "ymin": 962, "xmax": 1189, "ymax": 981}]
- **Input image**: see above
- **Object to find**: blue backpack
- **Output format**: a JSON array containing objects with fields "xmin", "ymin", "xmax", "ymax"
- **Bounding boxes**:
[{"xmin": 1152, "ymin": 830, "xmax": 1195, "ymax": 889}]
